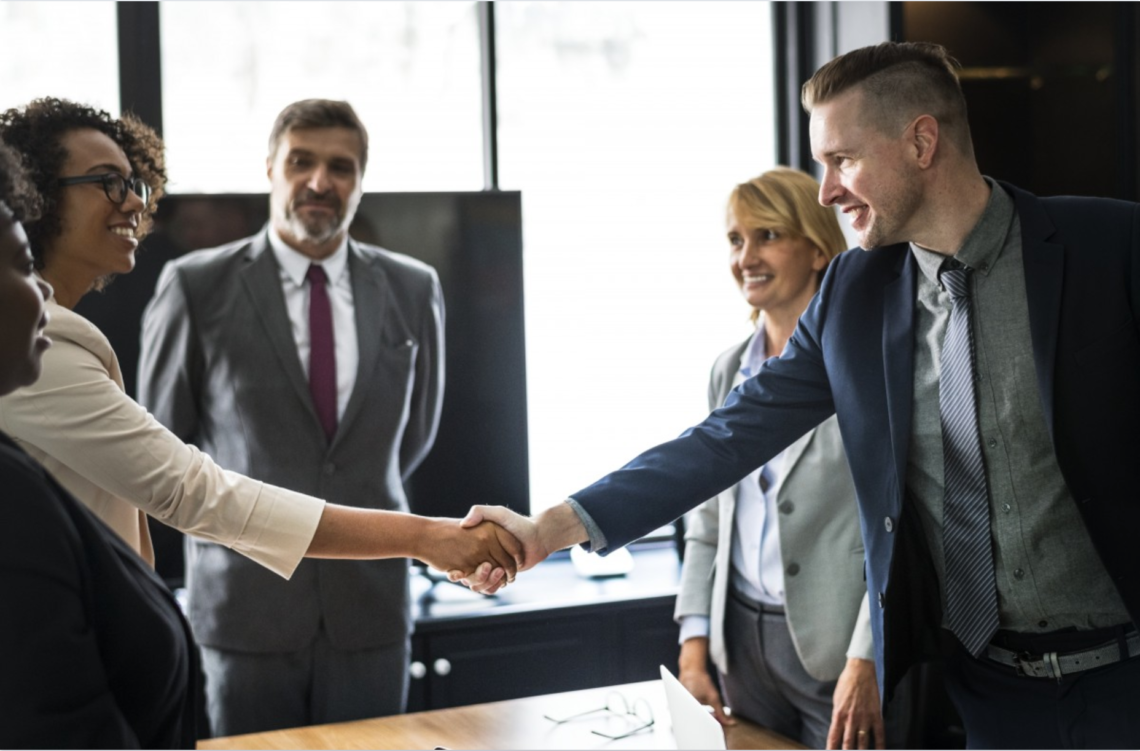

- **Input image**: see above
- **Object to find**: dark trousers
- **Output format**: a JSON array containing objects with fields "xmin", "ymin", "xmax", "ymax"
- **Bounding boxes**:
[
  {"xmin": 200, "ymin": 628, "xmax": 410, "ymax": 737},
  {"xmin": 942, "ymin": 629, "xmax": 1140, "ymax": 749}
]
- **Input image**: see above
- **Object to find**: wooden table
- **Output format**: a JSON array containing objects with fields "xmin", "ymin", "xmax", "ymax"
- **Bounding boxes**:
[{"xmin": 198, "ymin": 680, "xmax": 807, "ymax": 750}]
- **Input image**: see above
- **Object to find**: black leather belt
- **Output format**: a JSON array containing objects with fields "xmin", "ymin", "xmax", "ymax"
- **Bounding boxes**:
[
  {"xmin": 985, "ymin": 631, "xmax": 1140, "ymax": 679},
  {"xmin": 728, "ymin": 587, "xmax": 786, "ymax": 615}
]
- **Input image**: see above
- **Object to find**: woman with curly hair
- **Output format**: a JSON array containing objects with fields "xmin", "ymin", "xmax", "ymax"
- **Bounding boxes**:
[
  {"xmin": 0, "ymin": 138, "xmax": 198, "ymax": 747},
  {"xmin": 0, "ymin": 99, "xmax": 519, "ymax": 589}
]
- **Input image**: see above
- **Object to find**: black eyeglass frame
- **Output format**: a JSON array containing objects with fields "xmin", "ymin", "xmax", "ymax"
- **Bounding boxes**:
[{"xmin": 58, "ymin": 173, "xmax": 151, "ymax": 206}]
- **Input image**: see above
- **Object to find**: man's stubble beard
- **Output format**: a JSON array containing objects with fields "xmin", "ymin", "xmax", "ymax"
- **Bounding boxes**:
[
  {"xmin": 286, "ymin": 204, "xmax": 346, "ymax": 246},
  {"xmin": 859, "ymin": 171, "xmax": 923, "ymax": 250}
]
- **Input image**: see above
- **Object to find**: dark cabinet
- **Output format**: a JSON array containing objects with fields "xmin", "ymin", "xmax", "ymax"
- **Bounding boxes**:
[{"xmin": 407, "ymin": 547, "xmax": 681, "ymax": 711}]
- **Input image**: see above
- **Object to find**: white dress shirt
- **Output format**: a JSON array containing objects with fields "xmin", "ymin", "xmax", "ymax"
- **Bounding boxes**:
[
  {"xmin": 728, "ymin": 321, "xmax": 790, "ymax": 606},
  {"xmin": 679, "ymin": 320, "xmax": 791, "ymax": 643},
  {"xmin": 268, "ymin": 229, "xmax": 358, "ymax": 421}
]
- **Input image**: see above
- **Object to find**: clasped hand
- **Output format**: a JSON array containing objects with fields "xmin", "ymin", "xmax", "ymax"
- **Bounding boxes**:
[
  {"xmin": 416, "ymin": 518, "xmax": 523, "ymax": 585},
  {"xmin": 446, "ymin": 505, "xmax": 555, "ymax": 593}
]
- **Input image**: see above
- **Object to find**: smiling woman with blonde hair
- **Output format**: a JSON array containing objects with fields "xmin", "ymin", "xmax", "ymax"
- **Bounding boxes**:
[{"xmin": 674, "ymin": 167, "xmax": 886, "ymax": 750}]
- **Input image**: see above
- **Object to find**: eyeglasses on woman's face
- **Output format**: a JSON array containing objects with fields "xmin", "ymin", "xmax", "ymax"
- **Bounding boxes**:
[{"xmin": 58, "ymin": 172, "xmax": 150, "ymax": 206}]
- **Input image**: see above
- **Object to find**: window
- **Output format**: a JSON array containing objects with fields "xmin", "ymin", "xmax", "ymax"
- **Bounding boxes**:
[
  {"xmin": 0, "ymin": 2, "xmax": 119, "ymax": 114},
  {"xmin": 496, "ymin": 2, "xmax": 775, "ymax": 510},
  {"xmin": 160, "ymin": 1, "xmax": 484, "ymax": 193}
]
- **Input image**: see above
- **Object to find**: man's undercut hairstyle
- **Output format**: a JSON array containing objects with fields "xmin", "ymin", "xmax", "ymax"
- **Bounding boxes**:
[
  {"xmin": 802, "ymin": 42, "xmax": 973, "ymax": 156},
  {"xmin": 268, "ymin": 99, "xmax": 369, "ymax": 171}
]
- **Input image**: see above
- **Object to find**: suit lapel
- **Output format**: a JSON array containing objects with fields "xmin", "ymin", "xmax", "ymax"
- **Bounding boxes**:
[
  {"xmin": 334, "ymin": 241, "xmax": 389, "ymax": 448},
  {"xmin": 1006, "ymin": 183, "xmax": 1063, "ymax": 444},
  {"xmin": 881, "ymin": 245, "xmax": 916, "ymax": 509},
  {"xmin": 780, "ymin": 426, "xmax": 816, "ymax": 479},
  {"xmin": 239, "ymin": 232, "xmax": 322, "ymax": 433}
]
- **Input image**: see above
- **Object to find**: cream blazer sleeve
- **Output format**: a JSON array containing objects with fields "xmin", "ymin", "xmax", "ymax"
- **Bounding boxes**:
[{"xmin": 0, "ymin": 302, "xmax": 324, "ymax": 579}]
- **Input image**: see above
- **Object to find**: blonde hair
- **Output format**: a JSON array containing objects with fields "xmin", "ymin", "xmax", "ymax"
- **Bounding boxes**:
[{"xmin": 727, "ymin": 167, "xmax": 848, "ymax": 323}]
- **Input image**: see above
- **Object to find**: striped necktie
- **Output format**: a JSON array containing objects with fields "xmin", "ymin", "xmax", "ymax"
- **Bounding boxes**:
[{"xmin": 939, "ymin": 260, "xmax": 999, "ymax": 657}]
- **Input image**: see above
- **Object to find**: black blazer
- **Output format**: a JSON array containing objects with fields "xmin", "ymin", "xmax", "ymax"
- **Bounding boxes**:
[
  {"xmin": 0, "ymin": 432, "xmax": 197, "ymax": 749},
  {"xmin": 571, "ymin": 183, "xmax": 1140, "ymax": 701}
]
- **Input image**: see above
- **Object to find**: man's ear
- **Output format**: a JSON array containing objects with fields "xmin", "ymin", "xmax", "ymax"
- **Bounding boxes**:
[
  {"xmin": 266, "ymin": 157, "xmax": 274, "ymax": 182},
  {"xmin": 911, "ymin": 114, "xmax": 939, "ymax": 169}
]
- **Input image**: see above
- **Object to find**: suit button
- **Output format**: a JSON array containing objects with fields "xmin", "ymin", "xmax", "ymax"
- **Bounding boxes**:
[
  {"xmin": 323, "ymin": 463, "xmax": 336, "ymax": 476},
  {"xmin": 785, "ymin": 563, "xmax": 800, "ymax": 577},
  {"xmin": 1013, "ymin": 568, "xmax": 1025, "ymax": 580},
  {"xmin": 778, "ymin": 500, "xmax": 795, "ymax": 514},
  {"xmin": 878, "ymin": 592, "xmax": 885, "ymax": 609},
  {"xmin": 884, "ymin": 516, "xmax": 894, "ymax": 533}
]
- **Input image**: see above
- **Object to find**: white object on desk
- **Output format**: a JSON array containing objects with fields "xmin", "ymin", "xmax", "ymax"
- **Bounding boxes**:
[
  {"xmin": 570, "ymin": 544, "xmax": 635, "ymax": 578},
  {"xmin": 660, "ymin": 665, "xmax": 727, "ymax": 751}
]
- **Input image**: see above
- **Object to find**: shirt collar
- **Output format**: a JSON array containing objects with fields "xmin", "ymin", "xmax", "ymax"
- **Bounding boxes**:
[
  {"xmin": 910, "ymin": 176, "xmax": 1015, "ymax": 287},
  {"xmin": 267, "ymin": 227, "xmax": 350, "ymax": 287}
]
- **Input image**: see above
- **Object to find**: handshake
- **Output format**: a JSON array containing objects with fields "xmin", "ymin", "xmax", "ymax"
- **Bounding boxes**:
[{"xmin": 414, "ymin": 503, "xmax": 588, "ymax": 594}]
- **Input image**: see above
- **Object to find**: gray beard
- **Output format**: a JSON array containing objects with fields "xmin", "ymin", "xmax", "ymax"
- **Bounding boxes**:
[{"xmin": 286, "ymin": 212, "xmax": 343, "ymax": 245}]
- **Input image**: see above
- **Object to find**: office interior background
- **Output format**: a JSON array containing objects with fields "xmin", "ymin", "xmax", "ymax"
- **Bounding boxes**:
[{"xmin": 2, "ymin": 0, "xmax": 1136, "ymax": 742}]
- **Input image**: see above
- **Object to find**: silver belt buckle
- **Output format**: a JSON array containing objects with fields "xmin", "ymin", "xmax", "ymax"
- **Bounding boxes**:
[{"xmin": 1014, "ymin": 650, "xmax": 1062, "ymax": 680}]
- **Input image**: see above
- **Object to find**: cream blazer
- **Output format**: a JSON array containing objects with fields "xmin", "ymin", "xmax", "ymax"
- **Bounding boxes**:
[{"xmin": 0, "ymin": 300, "xmax": 324, "ymax": 578}]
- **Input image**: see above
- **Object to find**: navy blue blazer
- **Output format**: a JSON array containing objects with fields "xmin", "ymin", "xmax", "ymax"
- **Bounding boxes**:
[{"xmin": 572, "ymin": 182, "xmax": 1140, "ymax": 701}]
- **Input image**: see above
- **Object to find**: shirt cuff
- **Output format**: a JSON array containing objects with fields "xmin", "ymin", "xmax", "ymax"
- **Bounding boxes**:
[
  {"xmin": 678, "ymin": 615, "xmax": 711, "ymax": 645},
  {"xmin": 564, "ymin": 497, "xmax": 608, "ymax": 553},
  {"xmin": 228, "ymin": 482, "xmax": 326, "ymax": 579}
]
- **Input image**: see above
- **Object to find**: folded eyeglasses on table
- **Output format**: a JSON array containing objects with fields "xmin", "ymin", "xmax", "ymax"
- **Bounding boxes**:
[{"xmin": 543, "ymin": 690, "xmax": 656, "ymax": 740}]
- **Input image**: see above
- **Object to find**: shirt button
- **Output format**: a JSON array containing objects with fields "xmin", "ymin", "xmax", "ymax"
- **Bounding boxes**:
[
  {"xmin": 1038, "ymin": 620, "xmax": 1049, "ymax": 628},
  {"xmin": 987, "ymin": 438, "xmax": 998, "ymax": 449},
  {"xmin": 884, "ymin": 516, "xmax": 894, "ymax": 533},
  {"xmin": 778, "ymin": 500, "xmax": 795, "ymax": 515},
  {"xmin": 1013, "ymin": 568, "xmax": 1025, "ymax": 580},
  {"xmin": 1002, "ymin": 503, "xmax": 1011, "ymax": 513},
  {"xmin": 785, "ymin": 563, "xmax": 800, "ymax": 577}
]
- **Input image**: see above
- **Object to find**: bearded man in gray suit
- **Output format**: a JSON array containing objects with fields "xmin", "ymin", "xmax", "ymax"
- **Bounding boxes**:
[{"xmin": 139, "ymin": 99, "xmax": 445, "ymax": 736}]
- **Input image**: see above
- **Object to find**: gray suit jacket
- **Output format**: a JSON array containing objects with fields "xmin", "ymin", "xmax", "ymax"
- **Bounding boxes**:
[
  {"xmin": 674, "ymin": 337, "xmax": 872, "ymax": 681},
  {"xmin": 139, "ymin": 229, "xmax": 444, "ymax": 653}
]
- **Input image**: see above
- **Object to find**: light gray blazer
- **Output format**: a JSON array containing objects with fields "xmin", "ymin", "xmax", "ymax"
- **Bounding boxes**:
[
  {"xmin": 139, "ymin": 229, "xmax": 444, "ymax": 653},
  {"xmin": 674, "ymin": 337, "xmax": 872, "ymax": 681}
]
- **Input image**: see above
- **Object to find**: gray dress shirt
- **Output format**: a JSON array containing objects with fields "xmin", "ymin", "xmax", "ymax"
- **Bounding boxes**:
[
  {"xmin": 906, "ymin": 179, "xmax": 1129, "ymax": 633},
  {"xmin": 572, "ymin": 179, "xmax": 1129, "ymax": 635}
]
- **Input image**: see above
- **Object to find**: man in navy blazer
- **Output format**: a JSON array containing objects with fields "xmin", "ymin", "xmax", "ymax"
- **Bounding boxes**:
[{"xmin": 460, "ymin": 42, "xmax": 1140, "ymax": 749}]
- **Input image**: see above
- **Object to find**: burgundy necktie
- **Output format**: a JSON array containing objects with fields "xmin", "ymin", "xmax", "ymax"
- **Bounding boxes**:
[{"xmin": 306, "ymin": 264, "xmax": 337, "ymax": 442}]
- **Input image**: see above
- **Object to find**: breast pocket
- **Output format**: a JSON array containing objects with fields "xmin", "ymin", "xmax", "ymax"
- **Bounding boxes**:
[{"xmin": 375, "ymin": 336, "xmax": 419, "ymax": 394}]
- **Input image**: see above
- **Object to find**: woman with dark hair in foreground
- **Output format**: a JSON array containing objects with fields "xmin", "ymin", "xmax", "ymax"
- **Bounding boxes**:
[{"xmin": 0, "ymin": 138, "xmax": 196, "ymax": 748}]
